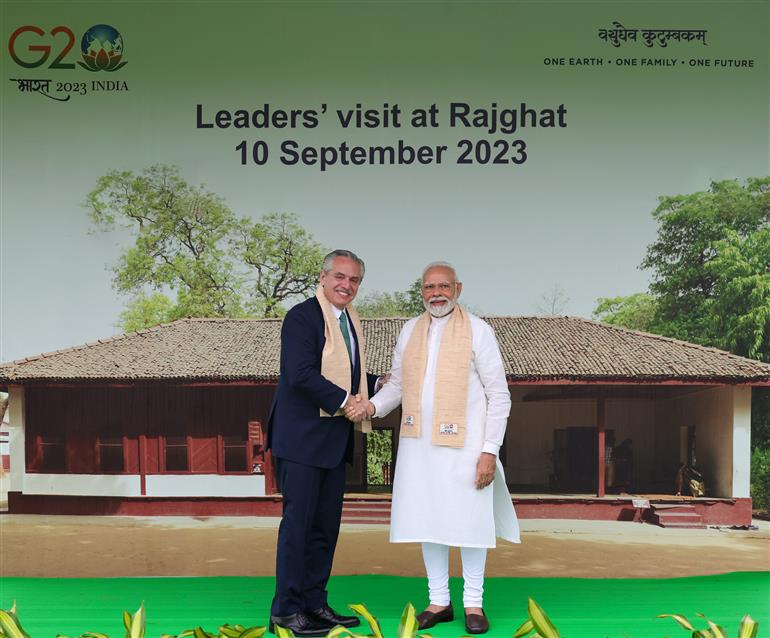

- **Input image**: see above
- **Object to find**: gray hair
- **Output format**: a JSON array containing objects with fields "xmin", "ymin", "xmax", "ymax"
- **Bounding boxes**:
[
  {"xmin": 322, "ymin": 249, "xmax": 365, "ymax": 279},
  {"xmin": 422, "ymin": 260, "xmax": 458, "ymax": 282}
]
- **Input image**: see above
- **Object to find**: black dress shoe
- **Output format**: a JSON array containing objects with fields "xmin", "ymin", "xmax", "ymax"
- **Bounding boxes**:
[
  {"xmin": 309, "ymin": 604, "xmax": 361, "ymax": 628},
  {"xmin": 416, "ymin": 604, "xmax": 454, "ymax": 630},
  {"xmin": 465, "ymin": 609, "xmax": 489, "ymax": 634},
  {"xmin": 269, "ymin": 612, "xmax": 331, "ymax": 637}
]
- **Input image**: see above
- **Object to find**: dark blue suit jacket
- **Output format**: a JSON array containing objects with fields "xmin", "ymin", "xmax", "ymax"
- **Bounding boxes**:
[{"xmin": 267, "ymin": 296, "xmax": 377, "ymax": 469}]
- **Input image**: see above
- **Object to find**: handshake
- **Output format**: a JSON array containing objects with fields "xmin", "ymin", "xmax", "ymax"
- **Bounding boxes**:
[{"xmin": 344, "ymin": 394, "xmax": 375, "ymax": 422}]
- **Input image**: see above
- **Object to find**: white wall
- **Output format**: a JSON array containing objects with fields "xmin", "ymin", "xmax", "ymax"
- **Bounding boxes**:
[
  {"xmin": 732, "ymin": 386, "xmax": 751, "ymax": 498},
  {"xmin": 656, "ymin": 386, "xmax": 748, "ymax": 498},
  {"xmin": 505, "ymin": 387, "xmax": 656, "ymax": 488},
  {"xmin": 145, "ymin": 474, "xmax": 265, "ymax": 497},
  {"xmin": 20, "ymin": 473, "xmax": 266, "ymax": 497},
  {"xmin": 7, "ymin": 386, "xmax": 25, "ymax": 492},
  {"xmin": 24, "ymin": 473, "xmax": 141, "ymax": 496}
]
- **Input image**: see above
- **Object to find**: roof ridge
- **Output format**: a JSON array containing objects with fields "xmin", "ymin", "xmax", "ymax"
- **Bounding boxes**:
[{"xmin": 483, "ymin": 314, "xmax": 567, "ymax": 319}]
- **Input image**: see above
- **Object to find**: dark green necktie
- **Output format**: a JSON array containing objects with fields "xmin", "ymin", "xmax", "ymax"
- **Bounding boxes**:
[{"xmin": 338, "ymin": 312, "xmax": 353, "ymax": 362}]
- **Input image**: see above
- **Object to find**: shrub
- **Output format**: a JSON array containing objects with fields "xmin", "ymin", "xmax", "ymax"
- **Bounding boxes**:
[
  {"xmin": 750, "ymin": 446, "xmax": 770, "ymax": 512},
  {"xmin": 366, "ymin": 430, "xmax": 393, "ymax": 486}
]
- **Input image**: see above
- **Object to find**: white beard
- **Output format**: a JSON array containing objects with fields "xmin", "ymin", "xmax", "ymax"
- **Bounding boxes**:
[{"xmin": 425, "ymin": 296, "xmax": 456, "ymax": 318}]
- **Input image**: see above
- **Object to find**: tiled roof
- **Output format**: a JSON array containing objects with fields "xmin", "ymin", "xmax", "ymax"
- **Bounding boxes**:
[{"xmin": 1, "ymin": 316, "xmax": 769, "ymax": 384}]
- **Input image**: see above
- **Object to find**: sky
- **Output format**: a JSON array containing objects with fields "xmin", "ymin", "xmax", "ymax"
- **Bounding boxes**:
[{"xmin": 1, "ymin": 0, "xmax": 768, "ymax": 362}]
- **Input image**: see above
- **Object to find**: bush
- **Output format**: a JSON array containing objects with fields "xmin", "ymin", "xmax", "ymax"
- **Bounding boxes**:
[
  {"xmin": 366, "ymin": 430, "xmax": 393, "ymax": 486},
  {"xmin": 751, "ymin": 446, "xmax": 770, "ymax": 513}
]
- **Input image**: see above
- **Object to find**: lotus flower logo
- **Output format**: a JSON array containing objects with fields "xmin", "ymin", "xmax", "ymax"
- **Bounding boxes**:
[{"xmin": 77, "ymin": 24, "xmax": 127, "ymax": 72}]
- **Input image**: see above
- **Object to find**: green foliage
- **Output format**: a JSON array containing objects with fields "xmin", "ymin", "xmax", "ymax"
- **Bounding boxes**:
[
  {"xmin": 640, "ymin": 176, "xmax": 770, "ymax": 346},
  {"xmin": 88, "ymin": 165, "xmax": 328, "ymax": 330},
  {"xmin": 0, "ymin": 602, "xmax": 31, "ymax": 638},
  {"xmin": 164, "ymin": 625, "xmax": 264, "ymax": 638},
  {"xmin": 3, "ymin": 600, "xmax": 266, "ymax": 638},
  {"xmin": 592, "ymin": 293, "xmax": 658, "ymax": 332},
  {"xmin": 233, "ymin": 212, "xmax": 326, "ymax": 318},
  {"xmin": 356, "ymin": 279, "xmax": 424, "ymax": 318},
  {"xmin": 750, "ymin": 447, "xmax": 770, "ymax": 512},
  {"xmin": 88, "ymin": 165, "xmax": 243, "ymax": 322},
  {"xmin": 513, "ymin": 598, "xmax": 561, "ymax": 638},
  {"xmin": 658, "ymin": 611, "xmax": 758, "ymax": 638},
  {"xmin": 124, "ymin": 603, "xmax": 145, "ymax": 638},
  {"xmin": 1, "ymin": 600, "xmax": 762, "ymax": 638},
  {"xmin": 118, "ymin": 292, "xmax": 176, "ymax": 332},
  {"xmin": 347, "ymin": 603, "xmax": 384, "ymax": 638},
  {"xmin": 273, "ymin": 626, "xmax": 293, "ymax": 638},
  {"xmin": 366, "ymin": 430, "xmax": 393, "ymax": 485},
  {"xmin": 751, "ymin": 388, "xmax": 770, "ymax": 452},
  {"xmin": 395, "ymin": 603, "xmax": 418, "ymax": 638},
  {"xmin": 706, "ymin": 228, "xmax": 770, "ymax": 362}
]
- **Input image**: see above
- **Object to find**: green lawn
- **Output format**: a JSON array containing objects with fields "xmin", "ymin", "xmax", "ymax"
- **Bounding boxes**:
[{"xmin": 2, "ymin": 573, "xmax": 768, "ymax": 637}]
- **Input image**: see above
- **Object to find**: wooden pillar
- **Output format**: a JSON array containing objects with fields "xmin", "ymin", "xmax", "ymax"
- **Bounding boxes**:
[
  {"xmin": 597, "ymin": 395, "xmax": 606, "ymax": 498},
  {"xmin": 139, "ymin": 434, "xmax": 147, "ymax": 496}
]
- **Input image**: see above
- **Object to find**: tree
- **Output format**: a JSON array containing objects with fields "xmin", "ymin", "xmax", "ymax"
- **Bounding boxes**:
[
  {"xmin": 706, "ymin": 228, "xmax": 770, "ymax": 362},
  {"xmin": 592, "ymin": 293, "xmax": 658, "ymax": 332},
  {"xmin": 707, "ymin": 227, "xmax": 770, "ymax": 454},
  {"xmin": 88, "ymin": 165, "xmax": 243, "ymax": 321},
  {"xmin": 233, "ymin": 213, "xmax": 326, "ymax": 318},
  {"xmin": 640, "ymin": 177, "xmax": 770, "ymax": 345},
  {"xmin": 88, "ymin": 165, "xmax": 328, "ymax": 329},
  {"xmin": 118, "ymin": 292, "xmax": 175, "ymax": 332},
  {"xmin": 535, "ymin": 284, "xmax": 570, "ymax": 315},
  {"xmin": 356, "ymin": 279, "xmax": 424, "ymax": 317}
]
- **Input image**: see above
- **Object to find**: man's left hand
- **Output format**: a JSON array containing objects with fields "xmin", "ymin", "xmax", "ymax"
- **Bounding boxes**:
[{"xmin": 475, "ymin": 452, "xmax": 496, "ymax": 489}]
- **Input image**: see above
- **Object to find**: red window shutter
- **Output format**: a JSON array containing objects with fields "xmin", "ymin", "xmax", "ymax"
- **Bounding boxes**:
[{"xmin": 190, "ymin": 436, "xmax": 217, "ymax": 472}]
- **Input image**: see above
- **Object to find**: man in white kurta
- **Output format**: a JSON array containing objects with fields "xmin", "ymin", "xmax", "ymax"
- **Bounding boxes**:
[{"xmin": 349, "ymin": 262, "xmax": 519, "ymax": 635}]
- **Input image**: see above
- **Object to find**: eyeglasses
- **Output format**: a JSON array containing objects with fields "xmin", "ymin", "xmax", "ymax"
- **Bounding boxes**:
[{"xmin": 422, "ymin": 282, "xmax": 454, "ymax": 292}]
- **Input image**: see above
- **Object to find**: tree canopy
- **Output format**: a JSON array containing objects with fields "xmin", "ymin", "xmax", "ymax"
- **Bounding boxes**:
[
  {"xmin": 356, "ymin": 279, "xmax": 424, "ymax": 318},
  {"xmin": 592, "ymin": 293, "xmax": 658, "ymax": 332},
  {"xmin": 233, "ymin": 212, "xmax": 326, "ymax": 317},
  {"xmin": 594, "ymin": 177, "xmax": 770, "ymax": 361},
  {"xmin": 640, "ymin": 176, "xmax": 770, "ymax": 349},
  {"xmin": 87, "ymin": 165, "xmax": 327, "ymax": 327}
]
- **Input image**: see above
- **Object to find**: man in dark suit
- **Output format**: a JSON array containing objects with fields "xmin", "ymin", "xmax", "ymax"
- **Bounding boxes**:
[{"xmin": 267, "ymin": 249, "xmax": 378, "ymax": 637}]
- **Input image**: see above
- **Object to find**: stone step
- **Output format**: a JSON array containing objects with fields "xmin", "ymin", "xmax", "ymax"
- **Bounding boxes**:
[
  {"xmin": 343, "ymin": 509, "xmax": 391, "ymax": 515},
  {"xmin": 651, "ymin": 508, "xmax": 706, "ymax": 529},
  {"xmin": 343, "ymin": 502, "xmax": 392, "ymax": 509},
  {"xmin": 651, "ymin": 503, "xmax": 697, "ymax": 513},
  {"xmin": 655, "ymin": 523, "xmax": 707, "ymax": 530},
  {"xmin": 341, "ymin": 499, "xmax": 392, "ymax": 524},
  {"xmin": 341, "ymin": 516, "xmax": 391, "ymax": 525}
]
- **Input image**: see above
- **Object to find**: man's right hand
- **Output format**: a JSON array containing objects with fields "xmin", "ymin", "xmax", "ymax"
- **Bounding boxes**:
[{"xmin": 344, "ymin": 394, "xmax": 374, "ymax": 422}]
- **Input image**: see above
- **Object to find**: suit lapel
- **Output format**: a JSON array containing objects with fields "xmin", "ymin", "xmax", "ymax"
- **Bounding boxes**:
[{"xmin": 347, "ymin": 313, "xmax": 362, "ymax": 391}]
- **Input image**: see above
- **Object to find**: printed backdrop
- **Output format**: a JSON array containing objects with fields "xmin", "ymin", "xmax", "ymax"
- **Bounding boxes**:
[{"xmin": 1, "ymin": 1, "xmax": 768, "ymax": 361}]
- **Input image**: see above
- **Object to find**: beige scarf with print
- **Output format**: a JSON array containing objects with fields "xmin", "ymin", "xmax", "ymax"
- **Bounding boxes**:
[
  {"xmin": 400, "ymin": 305, "xmax": 472, "ymax": 447},
  {"xmin": 316, "ymin": 286, "xmax": 372, "ymax": 433}
]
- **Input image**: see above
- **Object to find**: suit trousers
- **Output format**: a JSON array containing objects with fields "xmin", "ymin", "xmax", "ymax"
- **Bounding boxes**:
[{"xmin": 271, "ymin": 456, "xmax": 347, "ymax": 616}]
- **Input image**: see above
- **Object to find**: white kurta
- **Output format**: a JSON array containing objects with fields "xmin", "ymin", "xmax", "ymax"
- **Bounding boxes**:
[{"xmin": 371, "ymin": 311, "xmax": 520, "ymax": 548}]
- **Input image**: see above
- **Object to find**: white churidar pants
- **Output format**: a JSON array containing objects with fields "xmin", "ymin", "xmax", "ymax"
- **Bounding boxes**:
[{"xmin": 421, "ymin": 542, "xmax": 488, "ymax": 607}]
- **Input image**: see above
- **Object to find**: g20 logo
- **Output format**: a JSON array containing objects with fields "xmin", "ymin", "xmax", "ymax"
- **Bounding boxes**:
[{"xmin": 8, "ymin": 24, "xmax": 127, "ymax": 72}]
